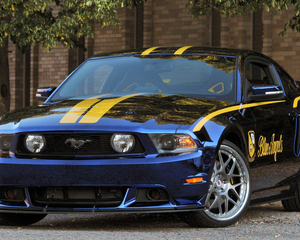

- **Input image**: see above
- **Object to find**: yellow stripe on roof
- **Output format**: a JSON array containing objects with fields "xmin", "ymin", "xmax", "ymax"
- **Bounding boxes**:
[
  {"xmin": 293, "ymin": 96, "xmax": 300, "ymax": 108},
  {"xmin": 193, "ymin": 100, "xmax": 286, "ymax": 132},
  {"xmin": 174, "ymin": 46, "xmax": 193, "ymax": 55},
  {"xmin": 79, "ymin": 93, "xmax": 144, "ymax": 123},
  {"xmin": 141, "ymin": 47, "xmax": 160, "ymax": 56}
]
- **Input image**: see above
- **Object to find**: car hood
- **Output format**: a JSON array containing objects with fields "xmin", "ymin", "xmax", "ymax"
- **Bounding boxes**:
[{"xmin": 0, "ymin": 94, "xmax": 231, "ymax": 133}]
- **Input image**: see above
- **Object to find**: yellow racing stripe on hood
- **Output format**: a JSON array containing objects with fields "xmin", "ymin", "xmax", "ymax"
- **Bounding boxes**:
[
  {"xmin": 60, "ymin": 99, "xmax": 101, "ymax": 124},
  {"xmin": 193, "ymin": 100, "xmax": 286, "ymax": 132},
  {"xmin": 60, "ymin": 94, "xmax": 109, "ymax": 123},
  {"xmin": 79, "ymin": 93, "xmax": 144, "ymax": 123}
]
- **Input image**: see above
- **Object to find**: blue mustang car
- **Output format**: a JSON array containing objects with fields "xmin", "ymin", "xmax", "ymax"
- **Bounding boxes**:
[{"xmin": 0, "ymin": 46, "xmax": 300, "ymax": 227}]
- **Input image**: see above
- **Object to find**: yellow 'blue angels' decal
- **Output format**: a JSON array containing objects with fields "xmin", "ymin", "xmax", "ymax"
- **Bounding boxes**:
[
  {"xmin": 257, "ymin": 133, "xmax": 283, "ymax": 162},
  {"xmin": 248, "ymin": 131, "xmax": 283, "ymax": 162}
]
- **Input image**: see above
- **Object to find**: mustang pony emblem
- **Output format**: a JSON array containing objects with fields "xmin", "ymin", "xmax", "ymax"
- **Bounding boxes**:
[{"xmin": 65, "ymin": 138, "xmax": 92, "ymax": 149}]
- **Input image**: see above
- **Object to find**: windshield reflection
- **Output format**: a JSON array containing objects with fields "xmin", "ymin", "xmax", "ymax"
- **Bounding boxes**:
[{"xmin": 49, "ymin": 55, "xmax": 236, "ymax": 103}]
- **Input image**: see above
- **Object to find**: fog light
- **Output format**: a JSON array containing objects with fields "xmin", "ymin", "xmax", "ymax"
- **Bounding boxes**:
[
  {"xmin": 111, "ymin": 134, "xmax": 135, "ymax": 153},
  {"xmin": 25, "ymin": 134, "xmax": 46, "ymax": 153},
  {"xmin": 0, "ymin": 135, "xmax": 13, "ymax": 151},
  {"xmin": 147, "ymin": 189, "xmax": 161, "ymax": 200},
  {"xmin": 5, "ymin": 189, "xmax": 16, "ymax": 199}
]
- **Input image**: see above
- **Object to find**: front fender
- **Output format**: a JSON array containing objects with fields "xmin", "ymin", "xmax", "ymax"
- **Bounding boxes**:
[{"xmin": 187, "ymin": 111, "xmax": 255, "ymax": 166}]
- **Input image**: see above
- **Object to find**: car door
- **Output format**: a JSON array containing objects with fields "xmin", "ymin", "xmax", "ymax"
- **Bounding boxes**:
[
  {"xmin": 243, "ymin": 56, "xmax": 299, "ymax": 197},
  {"xmin": 275, "ymin": 63, "xmax": 300, "ymax": 156}
]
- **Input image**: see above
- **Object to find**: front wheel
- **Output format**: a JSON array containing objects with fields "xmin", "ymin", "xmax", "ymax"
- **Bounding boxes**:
[
  {"xmin": 180, "ymin": 140, "xmax": 252, "ymax": 227},
  {"xmin": 0, "ymin": 213, "xmax": 47, "ymax": 226}
]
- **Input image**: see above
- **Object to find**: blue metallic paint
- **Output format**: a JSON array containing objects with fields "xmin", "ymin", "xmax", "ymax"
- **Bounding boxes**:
[
  {"xmin": 1, "ymin": 47, "xmax": 300, "ymax": 218},
  {"xmin": 0, "ymin": 150, "xmax": 213, "ymax": 212},
  {"xmin": 0, "ymin": 92, "xmax": 236, "ymax": 213}
]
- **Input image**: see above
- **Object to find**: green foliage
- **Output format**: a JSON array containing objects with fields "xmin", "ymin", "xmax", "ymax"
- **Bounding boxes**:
[
  {"xmin": 2, "ymin": 0, "xmax": 300, "ymax": 52},
  {"xmin": 187, "ymin": 0, "xmax": 300, "ymax": 36},
  {"xmin": 0, "ymin": 0, "xmax": 144, "ymax": 51}
]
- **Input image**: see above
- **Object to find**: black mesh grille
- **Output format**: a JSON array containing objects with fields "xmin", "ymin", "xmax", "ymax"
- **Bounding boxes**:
[
  {"xmin": 16, "ymin": 133, "xmax": 145, "ymax": 159},
  {"xmin": 29, "ymin": 186, "xmax": 125, "ymax": 208}
]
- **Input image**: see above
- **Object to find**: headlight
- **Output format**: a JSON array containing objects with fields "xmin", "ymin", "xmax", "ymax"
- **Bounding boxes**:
[
  {"xmin": 25, "ymin": 135, "xmax": 46, "ymax": 153},
  {"xmin": 111, "ymin": 134, "xmax": 135, "ymax": 153},
  {"xmin": 149, "ymin": 134, "xmax": 198, "ymax": 154}
]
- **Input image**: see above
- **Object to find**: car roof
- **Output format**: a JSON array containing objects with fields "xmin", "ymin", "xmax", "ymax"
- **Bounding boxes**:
[{"xmin": 91, "ymin": 46, "xmax": 259, "ymax": 59}]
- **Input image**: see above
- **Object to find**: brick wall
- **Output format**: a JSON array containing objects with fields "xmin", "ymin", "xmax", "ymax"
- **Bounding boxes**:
[
  {"xmin": 151, "ymin": 0, "xmax": 210, "ymax": 46},
  {"xmin": 38, "ymin": 44, "xmax": 68, "ymax": 88},
  {"xmin": 93, "ymin": 7, "xmax": 135, "ymax": 54},
  {"xmin": 36, "ymin": 3, "xmax": 68, "ymax": 89},
  {"xmin": 8, "ymin": 40, "xmax": 16, "ymax": 110},
  {"xmin": 262, "ymin": 10, "xmax": 274, "ymax": 58},
  {"xmin": 220, "ymin": 11, "xmax": 253, "ymax": 49},
  {"xmin": 7, "ymin": 1, "xmax": 300, "ymax": 111},
  {"xmin": 143, "ymin": 0, "xmax": 153, "ymax": 47},
  {"xmin": 31, "ymin": 46, "xmax": 39, "ymax": 106},
  {"xmin": 270, "ymin": 8, "xmax": 300, "ymax": 81}
]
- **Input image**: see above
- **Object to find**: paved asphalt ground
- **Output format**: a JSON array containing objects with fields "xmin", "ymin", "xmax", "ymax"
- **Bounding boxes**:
[{"xmin": 0, "ymin": 202, "xmax": 299, "ymax": 239}]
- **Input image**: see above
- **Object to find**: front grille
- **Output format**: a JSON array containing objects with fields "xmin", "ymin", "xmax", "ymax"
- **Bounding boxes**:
[
  {"xmin": 29, "ymin": 186, "xmax": 125, "ymax": 208},
  {"xmin": 16, "ymin": 133, "xmax": 145, "ymax": 159}
]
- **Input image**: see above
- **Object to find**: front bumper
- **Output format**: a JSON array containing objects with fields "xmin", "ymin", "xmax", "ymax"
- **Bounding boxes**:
[{"xmin": 0, "ymin": 151, "xmax": 213, "ymax": 213}]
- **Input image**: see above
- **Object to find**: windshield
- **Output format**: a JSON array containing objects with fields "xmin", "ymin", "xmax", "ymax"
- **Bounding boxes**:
[{"xmin": 49, "ymin": 55, "xmax": 236, "ymax": 102}]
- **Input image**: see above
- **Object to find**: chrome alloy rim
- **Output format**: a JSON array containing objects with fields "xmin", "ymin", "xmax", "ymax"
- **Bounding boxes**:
[{"xmin": 204, "ymin": 145, "xmax": 250, "ymax": 221}]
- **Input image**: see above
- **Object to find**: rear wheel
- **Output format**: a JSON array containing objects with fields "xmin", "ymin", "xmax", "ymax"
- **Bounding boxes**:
[
  {"xmin": 0, "ymin": 213, "xmax": 47, "ymax": 226},
  {"xmin": 282, "ymin": 180, "xmax": 300, "ymax": 211},
  {"xmin": 180, "ymin": 140, "xmax": 251, "ymax": 227}
]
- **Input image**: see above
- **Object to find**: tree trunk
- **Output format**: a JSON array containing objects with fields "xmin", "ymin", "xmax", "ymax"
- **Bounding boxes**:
[{"xmin": 0, "ymin": 38, "xmax": 10, "ymax": 116}]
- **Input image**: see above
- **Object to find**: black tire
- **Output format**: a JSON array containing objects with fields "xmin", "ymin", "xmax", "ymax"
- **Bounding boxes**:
[
  {"xmin": 0, "ymin": 213, "xmax": 47, "ymax": 226},
  {"xmin": 282, "ymin": 180, "xmax": 300, "ymax": 211},
  {"xmin": 179, "ymin": 140, "xmax": 252, "ymax": 228}
]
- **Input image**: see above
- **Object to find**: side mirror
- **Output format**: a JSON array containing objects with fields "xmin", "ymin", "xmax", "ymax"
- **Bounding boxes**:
[
  {"xmin": 36, "ymin": 87, "xmax": 56, "ymax": 101},
  {"xmin": 248, "ymin": 85, "xmax": 285, "ymax": 101}
]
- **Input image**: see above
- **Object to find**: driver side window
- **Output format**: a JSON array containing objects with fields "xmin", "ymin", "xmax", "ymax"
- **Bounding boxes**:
[
  {"xmin": 245, "ymin": 62, "xmax": 274, "ymax": 86},
  {"xmin": 244, "ymin": 58, "xmax": 285, "ymax": 101}
]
